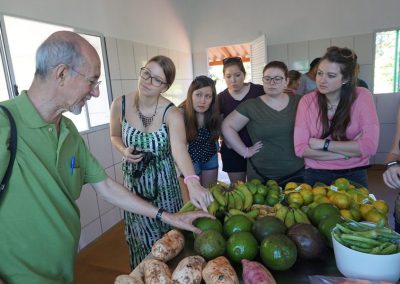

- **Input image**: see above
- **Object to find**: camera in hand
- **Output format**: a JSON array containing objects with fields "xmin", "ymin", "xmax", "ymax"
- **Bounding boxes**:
[{"xmin": 132, "ymin": 147, "xmax": 155, "ymax": 178}]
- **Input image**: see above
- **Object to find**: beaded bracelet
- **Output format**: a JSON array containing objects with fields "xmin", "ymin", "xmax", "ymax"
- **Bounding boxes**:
[
  {"xmin": 184, "ymin": 175, "xmax": 200, "ymax": 185},
  {"xmin": 155, "ymin": 208, "xmax": 165, "ymax": 221}
]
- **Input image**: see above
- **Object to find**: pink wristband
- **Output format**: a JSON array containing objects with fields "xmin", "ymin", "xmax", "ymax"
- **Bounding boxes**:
[{"xmin": 184, "ymin": 175, "xmax": 200, "ymax": 185}]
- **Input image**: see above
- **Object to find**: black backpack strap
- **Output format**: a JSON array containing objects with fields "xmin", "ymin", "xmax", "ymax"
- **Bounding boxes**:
[{"xmin": 0, "ymin": 105, "xmax": 17, "ymax": 198}]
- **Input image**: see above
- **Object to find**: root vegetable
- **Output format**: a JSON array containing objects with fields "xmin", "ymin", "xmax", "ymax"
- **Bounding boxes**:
[
  {"xmin": 171, "ymin": 255, "xmax": 205, "ymax": 284},
  {"xmin": 143, "ymin": 259, "xmax": 172, "ymax": 284},
  {"xmin": 241, "ymin": 259, "xmax": 276, "ymax": 284},
  {"xmin": 114, "ymin": 275, "xmax": 138, "ymax": 284},
  {"xmin": 151, "ymin": 229, "xmax": 185, "ymax": 262},
  {"xmin": 202, "ymin": 256, "xmax": 239, "ymax": 284}
]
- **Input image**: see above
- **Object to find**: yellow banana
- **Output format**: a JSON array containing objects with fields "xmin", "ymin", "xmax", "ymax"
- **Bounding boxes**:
[
  {"xmin": 236, "ymin": 183, "xmax": 253, "ymax": 210},
  {"xmin": 284, "ymin": 209, "xmax": 295, "ymax": 228},
  {"xmin": 293, "ymin": 208, "xmax": 311, "ymax": 224},
  {"xmin": 232, "ymin": 190, "xmax": 244, "ymax": 210},
  {"xmin": 179, "ymin": 201, "xmax": 196, "ymax": 213},
  {"xmin": 211, "ymin": 186, "xmax": 226, "ymax": 207},
  {"xmin": 275, "ymin": 205, "xmax": 289, "ymax": 223},
  {"xmin": 207, "ymin": 200, "xmax": 219, "ymax": 215}
]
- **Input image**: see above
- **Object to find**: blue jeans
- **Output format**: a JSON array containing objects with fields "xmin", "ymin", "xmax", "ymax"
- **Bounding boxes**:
[
  {"xmin": 304, "ymin": 168, "xmax": 368, "ymax": 188},
  {"xmin": 193, "ymin": 154, "xmax": 218, "ymax": 176}
]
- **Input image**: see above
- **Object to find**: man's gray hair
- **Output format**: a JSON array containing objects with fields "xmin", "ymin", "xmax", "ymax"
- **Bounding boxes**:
[{"xmin": 35, "ymin": 36, "xmax": 84, "ymax": 78}]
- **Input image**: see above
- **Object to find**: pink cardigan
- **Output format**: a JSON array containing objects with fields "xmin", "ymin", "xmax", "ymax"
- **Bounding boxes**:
[{"xmin": 294, "ymin": 87, "xmax": 379, "ymax": 170}]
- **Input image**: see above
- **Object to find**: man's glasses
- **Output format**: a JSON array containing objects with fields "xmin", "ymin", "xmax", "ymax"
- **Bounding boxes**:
[
  {"xmin": 69, "ymin": 67, "xmax": 101, "ymax": 90},
  {"xmin": 140, "ymin": 67, "xmax": 167, "ymax": 87},
  {"xmin": 262, "ymin": 76, "xmax": 284, "ymax": 84},
  {"xmin": 223, "ymin": 56, "xmax": 243, "ymax": 65}
]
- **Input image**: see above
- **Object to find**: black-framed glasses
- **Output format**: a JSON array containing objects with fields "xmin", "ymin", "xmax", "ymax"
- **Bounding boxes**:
[
  {"xmin": 69, "ymin": 67, "xmax": 101, "ymax": 89},
  {"xmin": 223, "ymin": 56, "xmax": 242, "ymax": 65},
  {"xmin": 140, "ymin": 67, "xmax": 167, "ymax": 87},
  {"xmin": 262, "ymin": 76, "xmax": 284, "ymax": 84}
]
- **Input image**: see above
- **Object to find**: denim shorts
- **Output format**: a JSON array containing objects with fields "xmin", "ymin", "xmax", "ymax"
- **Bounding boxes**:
[
  {"xmin": 193, "ymin": 154, "xmax": 219, "ymax": 176},
  {"xmin": 303, "ymin": 167, "xmax": 368, "ymax": 188}
]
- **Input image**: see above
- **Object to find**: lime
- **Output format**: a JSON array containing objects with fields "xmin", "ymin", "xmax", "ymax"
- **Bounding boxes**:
[{"xmin": 253, "ymin": 193, "xmax": 265, "ymax": 205}]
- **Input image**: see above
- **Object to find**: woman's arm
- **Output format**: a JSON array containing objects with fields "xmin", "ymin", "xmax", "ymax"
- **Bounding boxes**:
[
  {"xmin": 167, "ymin": 107, "xmax": 213, "ymax": 212},
  {"xmin": 92, "ymin": 177, "xmax": 214, "ymax": 233},
  {"xmin": 383, "ymin": 109, "xmax": 400, "ymax": 189},
  {"xmin": 221, "ymin": 110, "xmax": 262, "ymax": 158},
  {"xmin": 109, "ymin": 94, "xmax": 143, "ymax": 163}
]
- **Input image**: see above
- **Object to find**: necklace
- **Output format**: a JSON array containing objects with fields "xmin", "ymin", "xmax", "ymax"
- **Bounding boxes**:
[
  {"xmin": 327, "ymin": 103, "xmax": 338, "ymax": 110},
  {"xmin": 136, "ymin": 96, "xmax": 159, "ymax": 128}
]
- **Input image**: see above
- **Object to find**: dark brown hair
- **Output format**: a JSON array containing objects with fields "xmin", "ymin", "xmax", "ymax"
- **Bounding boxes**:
[
  {"xmin": 263, "ymin": 61, "xmax": 289, "ymax": 78},
  {"xmin": 181, "ymin": 76, "xmax": 220, "ymax": 143},
  {"xmin": 317, "ymin": 46, "xmax": 358, "ymax": 140},
  {"xmin": 223, "ymin": 57, "xmax": 246, "ymax": 76},
  {"xmin": 146, "ymin": 55, "xmax": 176, "ymax": 89}
]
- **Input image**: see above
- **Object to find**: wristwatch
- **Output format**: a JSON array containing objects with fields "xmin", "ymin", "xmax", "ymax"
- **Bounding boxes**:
[{"xmin": 386, "ymin": 160, "xmax": 400, "ymax": 169}]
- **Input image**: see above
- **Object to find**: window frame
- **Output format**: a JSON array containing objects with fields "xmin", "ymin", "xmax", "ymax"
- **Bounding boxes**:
[{"xmin": 0, "ymin": 13, "xmax": 113, "ymax": 133}]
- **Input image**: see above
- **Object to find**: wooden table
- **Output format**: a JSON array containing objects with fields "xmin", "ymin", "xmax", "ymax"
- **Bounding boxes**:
[{"xmin": 133, "ymin": 232, "xmax": 343, "ymax": 284}]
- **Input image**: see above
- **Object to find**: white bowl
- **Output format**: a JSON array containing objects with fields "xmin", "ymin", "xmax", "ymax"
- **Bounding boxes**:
[{"xmin": 332, "ymin": 227, "xmax": 400, "ymax": 282}]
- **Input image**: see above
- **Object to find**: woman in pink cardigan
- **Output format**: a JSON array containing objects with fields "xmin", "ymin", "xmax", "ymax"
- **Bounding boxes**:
[{"xmin": 294, "ymin": 46, "xmax": 379, "ymax": 187}]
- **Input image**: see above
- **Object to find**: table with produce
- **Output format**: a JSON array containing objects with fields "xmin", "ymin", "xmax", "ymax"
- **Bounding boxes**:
[{"xmin": 115, "ymin": 178, "xmax": 400, "ymax": 284}]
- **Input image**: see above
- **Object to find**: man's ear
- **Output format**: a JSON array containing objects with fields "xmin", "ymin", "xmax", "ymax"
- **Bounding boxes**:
[{"xmin": 54, "ymin": 64, "xmax": 68, "ymax": 85}]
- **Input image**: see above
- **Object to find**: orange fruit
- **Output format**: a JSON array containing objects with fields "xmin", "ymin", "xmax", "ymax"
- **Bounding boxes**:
[
  {"xmin": 333, "ymin": 178, "xmax": 350, "ymax": 191},
  {"xmin": 372, "ymin": 200, "xmax": 389, "ymax": 215},
  {"xmin": 340, "ymin": 209, "xmax": 352, "ymax": 219},
  {"xmin": 312, "ymin": 186, "xmax": 327, "ymax": 196},
  {"xmin": 358, "ymin": 187, "xmax": 369, "ymax": 196},
  {"xmin": 299, "ymin": 188, "xmax": 313, "ymax": 205},
  {"xmin": 299, "ymin": 183, "xmax": 312, "ymax": 191},
  {"xmin": 285, "ymin": 182, "xmax": 298, "ymax": 191},
  {"xmin": 314, "ymin": 195, "xmax": 330, "ymax": 204},
  {"xmin": 330, "ymin": 193, "xmax": 351, "ymax": 209},
  {"xmin": 364, "ymin": 209, "xmax": 386, "ymax": 224},
  {"xmin": 287, "ymin": 192, "xmax": 304, "ymax": 207},
  {"xmin": 349, "ymin": 208, "xmax": 361, "ymax": 221},
  {"xmin": 360, "ymin": 204, "xmax": 374, "ymax": 219}
]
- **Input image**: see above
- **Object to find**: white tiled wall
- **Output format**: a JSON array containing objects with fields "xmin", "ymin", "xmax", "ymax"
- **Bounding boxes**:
[{"xmin": 77, "ymin": 37, "xmax": 194, "ymax": 250}]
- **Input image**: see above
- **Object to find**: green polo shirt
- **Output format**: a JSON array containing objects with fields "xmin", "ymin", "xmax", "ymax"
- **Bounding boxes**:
[{"xmin": 0, "ymin": 91, "xmax": 107, "ymax": 284}]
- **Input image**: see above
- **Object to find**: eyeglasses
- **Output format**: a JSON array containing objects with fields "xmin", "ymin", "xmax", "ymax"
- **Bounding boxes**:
[
  {"xmin": 69, "ymin": 67, "xmax": 101, "ymax": 89},
  {"xmin": 140, "ymin": 67, "xmax": 167, "ymax": 87},
  {"xmin": 262, "ymin": 76, "xmax": 284, "ymax": 84},
  {"xmin": 223, "ymin": 57, "xmax": 242, "ymax": 65}
]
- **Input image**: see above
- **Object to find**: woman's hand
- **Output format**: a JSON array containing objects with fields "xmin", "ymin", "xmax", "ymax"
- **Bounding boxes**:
[
  {"xmin": 246, "ymin": 141, "xmax": 263, "ymax": 158},
  {"xmin": 122, "ymin": 146, "xmax": 143, "ymax": 164},
  {"xmin": 163, "ymin": 211, "xmax": 215, "ymax": 234},
  {"xmin": 383, "ymin": 165, "xmax": 400, "ymax": 189},
  {"xmin": 186, "ymin": 179, "xmax": 214, "ymax": 212}
]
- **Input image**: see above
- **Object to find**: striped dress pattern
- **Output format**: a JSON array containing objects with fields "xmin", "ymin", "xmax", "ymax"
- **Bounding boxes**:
[{"xmin": 121, "ymin": 97, "xmax": 183, "ymax": 269}]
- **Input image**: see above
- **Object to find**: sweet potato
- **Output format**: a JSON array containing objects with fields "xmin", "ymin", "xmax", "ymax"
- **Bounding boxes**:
[
  {"xmin": 127, "ymin": 260, "xmax": 145, "ymax": 284},
  {"xmin": 151, "ymin": 229, "xmax": 185, "ymax": 262},
  {"xmin": 171, "ymin": 255, "xmax": 205, "ymax": 284},
  {"xmin": 241, "ymin": 259, "xmax": 276, "ymax": 284},
  {"xmin": 202, "ymin": 256, "xmax": 239, "ymax": 284},
  {"xmin": 114, "ymin": 274, "xmax": 140, "ymax": 284},
  {"xmin": 142, "ymin": 259, "xmax": 172, "ymax": 284}
]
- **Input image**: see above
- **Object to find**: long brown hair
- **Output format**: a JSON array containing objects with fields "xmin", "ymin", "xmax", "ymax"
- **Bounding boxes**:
[
  {"xmin": 181, "ymin": 76, "xmax": 220, "ymax": 143},
  {"xmin": 146, "ymin": 55, "xmax": 176, "ymax": 89},
  {"xmin": 317, "ymin": 46, "xmax": 358, "ymax": 140}
]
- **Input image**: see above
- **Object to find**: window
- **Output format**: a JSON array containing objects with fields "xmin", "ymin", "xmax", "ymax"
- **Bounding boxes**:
[
  {"xmin": 374, "ymin": 29, "xmax": 400, "ymax": 94},
  {"xmin": 1, "ymin": 15, "xmax": 111, "ymax": 132}
]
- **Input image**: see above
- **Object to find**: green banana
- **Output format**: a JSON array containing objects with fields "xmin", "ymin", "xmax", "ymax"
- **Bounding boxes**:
[
  {"xmin": 179, "ymin": 201, "xmax": 196, "ymax": 213},
  {"xmin": 275, "ymin": 205, "xmax": 289, "ymax": 223},
  {"xmin": 284, "ymin": 209, "xmax": 295, "ymax": 228},
  {"xmin": 227, "ymin": 192, "xmax": 236, "ymax": 210},
  {"xmin": 211, "ymin": 186, "xmax": 226, "ymax": 207},
  {"xmin": 246, "ymin": 209, "xmax": 260, "ymax": 219},
  {"xmin": 229, "ymin": 209, "xmax": 255, "ymax": 223},
  {"xmin": 207, "ymin": 200, "xmax": 219, "ymax": 215},
  {"xmin": 293, "ymin": 208, "xmax": 311, "ymax": 224},
  {"xmin": 232, "ymin": 190, "xmax": 244, "ymax": 210},
  {"xmin": 236, "ymin": 183, "xmax": 253, "ymax": 210}
]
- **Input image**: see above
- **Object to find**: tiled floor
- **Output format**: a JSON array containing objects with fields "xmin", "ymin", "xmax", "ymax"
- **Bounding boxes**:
[{"xmin": 74, "ymin": 165, "xmax": 398, "ymax": 284}]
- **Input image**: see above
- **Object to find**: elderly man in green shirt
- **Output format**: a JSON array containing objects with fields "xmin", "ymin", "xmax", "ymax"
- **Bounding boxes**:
[{"xmin": 0, "ymin": 31, "xmax": 213, "ymax": 284}]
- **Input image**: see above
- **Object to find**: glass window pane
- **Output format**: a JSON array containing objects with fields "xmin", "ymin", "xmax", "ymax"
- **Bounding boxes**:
[
  {"xmin": 81, "ymin": 35, "xmax": 110, "ymax": 127},
  {"xmin": 374, "ymin": 31, "xmax": 396, "ymax": 94}
]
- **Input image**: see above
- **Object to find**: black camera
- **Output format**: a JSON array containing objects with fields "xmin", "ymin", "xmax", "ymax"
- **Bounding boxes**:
[{"xmin": 132, "ymin": 148, "xmax": 155, "ymax": 178}]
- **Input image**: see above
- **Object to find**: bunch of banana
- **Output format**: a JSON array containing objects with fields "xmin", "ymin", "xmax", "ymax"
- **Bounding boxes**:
[
  {"xmin": 275, "ymin": 205, "xmax": 311, "ymax": 228},
  {"xmin": 250, "ymin": 204, "xmax": 277, "ymax": 219},
  {"xmin": 209, "ymin": 182, "xmax": 254, "ymax": 212},
  {"xmin": 224, "ymin": 208, "xmax": 259, "ymax": 222},
  {"xmin": 179, "ymin": 201, "xmax": 197, "ymax": 213}
]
